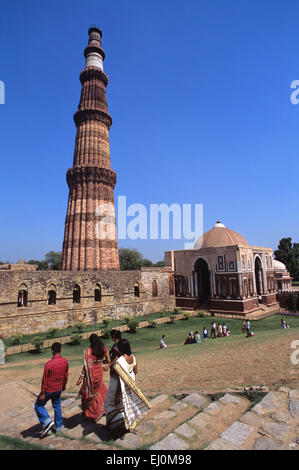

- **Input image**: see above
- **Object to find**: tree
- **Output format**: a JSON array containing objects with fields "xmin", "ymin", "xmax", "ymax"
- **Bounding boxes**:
[
  {"xmin": 155, "ymin": 261, "xmax": 165, "ymax": 267},
  {"xmin": 119, "ymin": 248, "xmax": 144, "ymax": 270},
  {"xmin": 274, "ymin": 238, "xmax": 299, "ymax": 281},
  {"xmin": 45, "ymin": 251, "xmax": 62, "ymax": 270},
  {"xmin": 118, "ymin": 248, "xmax": 166, "ymax": 271},
  {"xmin": 28, "ymin": 251, "xmax": 62, "ymax": 270},
  {"xmin": 28, "ymin": 259, "xmax": 49, "ymax": 270},
  {"xmin": 293, "ymin": 243, "xmax": 299, "ymax": 281},
  {"xmin": 141, "ymin": 258, "xmax": 153, "ymax": 267}
]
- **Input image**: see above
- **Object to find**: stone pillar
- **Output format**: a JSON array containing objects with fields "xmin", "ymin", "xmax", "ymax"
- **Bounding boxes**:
[
  {"xmin": 0, "ymin": 340, "xmax": 5, "ymax": 365},
  {"xmin": 62, "ymin": 26, "xmax": 119, "ymax": 271},
  {"xmin": 210, "ymin": 271, "xmax": 214, "ymax": 298},
  {"xmin": 194, "ymin": 271, "xmax": 198, "ymax": 297},
  {"xmin": 190, "ymin": 275, "xmax": 194, "ymax": 297},
  {"xmin": 238, "ymin": 274, "xmax": 243, "ymax": 298}
]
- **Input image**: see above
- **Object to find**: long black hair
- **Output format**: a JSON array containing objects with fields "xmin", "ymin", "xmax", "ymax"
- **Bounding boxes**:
[
  {"xmin": 89, "ymin": 334, "xmax": 105, "ymax": 359},
  {"xmin": 118, "ymin": 338, "xmax": 132, "ymax": 356}
]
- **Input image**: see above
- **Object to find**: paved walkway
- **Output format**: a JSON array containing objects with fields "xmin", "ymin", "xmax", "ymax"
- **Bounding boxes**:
[{"xmin": 0, "ymin": 381, "xmax": 298, "ymax": 450}]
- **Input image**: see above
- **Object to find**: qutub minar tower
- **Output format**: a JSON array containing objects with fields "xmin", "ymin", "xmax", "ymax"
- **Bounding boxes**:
[{"xmin": 62, "ymin": 26, "xmax": 120, "ymax": 271}]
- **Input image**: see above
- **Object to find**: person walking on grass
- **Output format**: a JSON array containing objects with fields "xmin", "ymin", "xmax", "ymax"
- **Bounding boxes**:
[{"xmin": 34, "ymin": 342, "xmax": 69, "ymax": 439}]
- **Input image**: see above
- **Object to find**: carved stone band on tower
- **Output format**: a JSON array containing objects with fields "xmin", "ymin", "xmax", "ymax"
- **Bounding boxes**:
[{"xmin": 62, "ymin": 26, "xmax": 120, "ymax": 271}]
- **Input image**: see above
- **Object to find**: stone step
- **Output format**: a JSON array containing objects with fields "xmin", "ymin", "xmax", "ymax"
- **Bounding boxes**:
[
  {"xmin": 0, "ymin": 383, "xmax": 298, "ymax": 451},
  {"xmin": 205, "ymin": 389, "xmax": 299, "ymax": 450}
]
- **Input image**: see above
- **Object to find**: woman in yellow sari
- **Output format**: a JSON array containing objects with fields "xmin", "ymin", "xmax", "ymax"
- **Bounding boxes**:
[{"xmin": 104, "ymin": 339, "xmax": 151, "ymax": 438}]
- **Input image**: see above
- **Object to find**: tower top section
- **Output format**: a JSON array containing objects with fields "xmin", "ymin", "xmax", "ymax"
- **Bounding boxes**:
[{"xmin": 84, "ymin": 25, "xmax": 105, "ymax": 71}]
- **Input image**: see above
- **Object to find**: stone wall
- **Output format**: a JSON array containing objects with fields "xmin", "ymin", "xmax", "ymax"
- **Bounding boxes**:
[
  {"xmin": 277, "ymin": 291, "xmax": 299, "ymax": 309},
  {"xmin": 0, "ymin": 268, "xmax": 175, "ymax": 337}
]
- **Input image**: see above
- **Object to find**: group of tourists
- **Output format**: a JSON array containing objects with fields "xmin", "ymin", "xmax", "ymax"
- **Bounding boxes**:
[
  {"xmin": 242, "ymin": 319, "xmax": 255, "ymax": 337},
  {"xmin": 183, "ymin": 331, "xmax": 201, "ymax": 344},
  {"xmin": 34, "ymin": 330, "xmax": 151, "ymax": 440},
  {"xmin": 160, "ymin": 321, "xmax": 231, "ymax": 349},
  {"xmin": 210, "ymin": 321, "xmax": 230, "ymax": 338}
]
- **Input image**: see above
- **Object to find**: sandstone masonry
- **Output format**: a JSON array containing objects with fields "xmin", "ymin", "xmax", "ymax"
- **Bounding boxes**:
[{"xmin": 0, "ymin": 267, "xmax": 175, "ymax": 337}]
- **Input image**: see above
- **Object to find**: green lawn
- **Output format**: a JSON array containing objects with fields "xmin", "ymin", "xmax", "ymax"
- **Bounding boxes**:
[
  {"xmin": 4, "ymin": 313, "xmax": 299, "ymax": 367},
  {"xmin": 0, "ymin": 434, "xmax": 48, "ymax": 450},
  {"xmin": 2, "ymin": 310, "xmax": 174, "ymax": 348},
  {"xmin": 123, "ymin": 313, "xmax": 299, "ymax": 357}
]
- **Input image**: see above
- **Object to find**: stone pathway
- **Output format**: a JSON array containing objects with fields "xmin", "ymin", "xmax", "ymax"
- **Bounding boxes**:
[{"xmin": 0, "ymin": 381, "xmax": 298, "ymax": 450}]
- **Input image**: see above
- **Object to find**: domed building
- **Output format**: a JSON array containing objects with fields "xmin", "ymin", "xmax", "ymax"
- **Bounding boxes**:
[
  {"xmin": 165, "ymin": 222, "xmax": 279, "ymax": 317},
  {"xmin": 273, "ymin": 260, "xmax": 292, "ymax": 291}
]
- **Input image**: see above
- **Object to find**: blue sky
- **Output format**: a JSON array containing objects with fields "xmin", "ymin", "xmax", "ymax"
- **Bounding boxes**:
[{"xmin": 0, "ymin": 0, "xmax": 298, "ymax": 263}]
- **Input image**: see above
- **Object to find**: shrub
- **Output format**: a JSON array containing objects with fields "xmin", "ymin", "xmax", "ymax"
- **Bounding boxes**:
[
  {"xmin": 148, "ymin": 320, "xmax": 157, "ymax": 328},
  {"xmin": 10, "ymin": 334, "xmax": 23, "ymax": 346},
  {"xmin": 102, "ymin": 318, "xmax": 110, "ymax": 328},
  {"xmin": 198, "ymin": 311, "xmax": 206, "ymax": 318},
  {"xmin": 123, "ymin": 316, "xmax": 131, "ymax": 325},
  {"xmin": 173, "ymin": 307, "xmax": 183, "ymax": 315},
  {"xmin": 160, "ymin": 311, "xmax": 167, "ymax": 317},
  {"xmin": 46, "ymin": 328, "xmax": 57, "ymax": 338},
  {"xmin": 74, "ymin": 322, "xmax": 85, "ymax": 333},
  {"xmin": 169, "ymin": 314, "xmax": 176, "ymax": 324},
  {"xmin": 127, "ymin": 318, "xmax": 139, "ymax": 333},
  {"xmin": 69, "ymin": 334, "xmax": 82, "ymax": 345},
  {"xmin": 32, "ymin": 336, "xmax": 44, "ymax": 353},
  {"xmin": 101, "ymin": 327, "xmax": 111, "ymax": 339},
  {"xmin": 183, "ymin": 312, "xmax": 191, "ymax": 320}
]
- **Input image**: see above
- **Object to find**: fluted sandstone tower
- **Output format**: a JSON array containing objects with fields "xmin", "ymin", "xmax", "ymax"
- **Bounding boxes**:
[{"xmin": 62, "ymin": 26, "xmax": 120, "ymax": 271}]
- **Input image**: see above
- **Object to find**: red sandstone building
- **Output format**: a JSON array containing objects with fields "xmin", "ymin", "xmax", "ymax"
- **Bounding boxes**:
[
  {"xmin": 165, "ymin": 222, "xmax": 280, "ymax": 317},
  {"xmin": 62, "ymin": 26, "xmax": 119, "ymax": 271},
  {"xmin": 0, "ymin": 27, "xmax": 175, "ymax": 338},
  {"xmin": 0, "ymin": 27, "xmax": 291, "ymax": 338}
]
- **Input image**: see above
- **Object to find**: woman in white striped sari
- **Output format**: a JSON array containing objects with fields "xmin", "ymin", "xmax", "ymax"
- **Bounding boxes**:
[{"xmin": 104, "ymin": 339, "xmax": 151, "ymax": 437}]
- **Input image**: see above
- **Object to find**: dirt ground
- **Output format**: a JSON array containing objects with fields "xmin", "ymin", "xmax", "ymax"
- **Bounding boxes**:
[{"xmin": 1, "ymin": 329, "xmax": 298, "ymax": 394}]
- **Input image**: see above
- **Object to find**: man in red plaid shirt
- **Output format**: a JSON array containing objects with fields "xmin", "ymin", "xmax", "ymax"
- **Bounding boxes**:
[{"xmin": 34, "ymin": 342, "xmax": 69, "ymax": 438}]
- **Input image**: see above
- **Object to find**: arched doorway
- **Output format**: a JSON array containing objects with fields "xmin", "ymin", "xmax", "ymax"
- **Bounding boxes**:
[
  {"xmin": 134, "ymin": 282, "xmax": 140, "ymax": 298},
  {"xmin": 94, "ymin": 283, "xmax": 102, "ymax": 302},
  {"xmin": 254, "ymin": 257, "xmax": 264, "ymax": 295},
  {"xmin": 73, "ymin": 284, "xmax": 81, "ymax": 304},
  {"xmin": 48, "ymin": 284, "xmax": 57, "ymax": 305},
  {"xmin": 194, "ymin": 258, "xmax": 211, "ymax": 306},
  {"xmin": 152, "ymin": 280, "xmax": 158, "ymax": 297},
  {"xmin": 18, "ymin": 284, "xmax": 28, "ymax": 307}
]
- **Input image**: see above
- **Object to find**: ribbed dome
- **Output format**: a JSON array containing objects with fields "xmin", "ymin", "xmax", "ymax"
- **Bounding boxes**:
[
  {"xmin": 273, "ymin": 259, "xmax": 287, "ymax": 272},
  {"xmin": 193, "ymin": 222, "xmax": 248, "ymax": 249}
]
